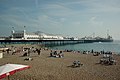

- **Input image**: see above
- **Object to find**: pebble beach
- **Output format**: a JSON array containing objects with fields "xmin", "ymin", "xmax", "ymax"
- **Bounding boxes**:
[{"xmin": 0, "ymin": 44, "xmax": 120, "ymax": 80}]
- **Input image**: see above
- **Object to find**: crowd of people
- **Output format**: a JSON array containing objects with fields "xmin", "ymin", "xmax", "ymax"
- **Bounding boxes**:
[
  {"xmin": 50, "ymin": 50, "xmax": 64, "ymax": 58},
  {"xmin": 2, "ymin": 45, "xmax": 43, "ymax": 57}
]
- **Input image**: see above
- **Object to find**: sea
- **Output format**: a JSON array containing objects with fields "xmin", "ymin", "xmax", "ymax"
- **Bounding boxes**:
[{"xmin": 49, "ymin": 40, "xmax": 120, "ymax": 54}]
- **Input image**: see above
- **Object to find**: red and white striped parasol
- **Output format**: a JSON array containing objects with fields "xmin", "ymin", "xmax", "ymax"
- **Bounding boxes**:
[{"xmin": 0, "ymin": 63, "xmax": 30, "ymax": 79}]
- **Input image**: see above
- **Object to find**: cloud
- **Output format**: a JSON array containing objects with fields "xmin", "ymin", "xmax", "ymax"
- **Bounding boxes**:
[
  {"xmin": 88, "ymin": 16, "xmax": 103, "ymax": 26},
  {"xmin": 35, "ymin": 14, "xmax": 63, "ymax": 29},
  {"xmin": 91, "ymin": 0, "xmax": 120, "ymax": 13},
  {"xmin": 40, "ymin": 3, "xmax": 75, "ymax": 17},
  {"xmin": 62, "ymin": 0, "xmax": 120, "ymax": 14},
  {"xmin": 60, "ymin": 18, "xmax": 66, "ymax": 22},
  {"xmin": 72, "ymin": 21, "xmax": 81, "ymax": 26}
]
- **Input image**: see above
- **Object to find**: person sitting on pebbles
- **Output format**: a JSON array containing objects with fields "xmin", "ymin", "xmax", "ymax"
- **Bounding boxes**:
[{"xmin": 73, "ymin": 60, "xmax": 83, "ymax": 67}]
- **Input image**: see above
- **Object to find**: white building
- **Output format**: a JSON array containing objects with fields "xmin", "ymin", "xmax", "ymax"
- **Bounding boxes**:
[
  {"xmin": 40, "ymin": 33, "xmax": 64, "ymax": 40},
  {"xmin": 11, "ymin": 30, "xmax": 64, "ymax": 40}
]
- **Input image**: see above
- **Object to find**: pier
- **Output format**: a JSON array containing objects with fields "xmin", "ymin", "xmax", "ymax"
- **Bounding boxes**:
[
  {"xmin": 0, "ymin": 29, "xmax": 113, "ymax": 46},
  {"xmin": 0, "ymin": 38, "xmax": 113, "ymax": 46},
  {"xmin": 0, "ymin": 39, "xmax": 89, "ymax": 46}
]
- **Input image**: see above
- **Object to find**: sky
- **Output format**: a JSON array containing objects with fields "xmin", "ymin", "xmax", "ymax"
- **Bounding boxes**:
[{"xmin": 0, "ymin": 0, "xmax": 120, "ymax": 40}]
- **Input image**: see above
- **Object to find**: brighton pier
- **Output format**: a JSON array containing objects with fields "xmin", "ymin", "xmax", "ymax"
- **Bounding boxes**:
[{"xmin": 0, "ymin": 29, "xmax": 113, "ymax": 46}]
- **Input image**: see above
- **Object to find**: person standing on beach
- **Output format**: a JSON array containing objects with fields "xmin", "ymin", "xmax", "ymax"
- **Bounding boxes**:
[
  {"xmin": 28, "ymin": 48, "xmax": 31, "ymax": 56},
  {"xmin": 37, "ymin": 49, "xmax": 41, "ymax": 55}
]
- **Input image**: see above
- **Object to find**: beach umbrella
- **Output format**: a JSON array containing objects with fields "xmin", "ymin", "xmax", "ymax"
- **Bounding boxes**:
[{"xmin": 0, "ymin": 63, "xmax": 30, "ymax": 80}]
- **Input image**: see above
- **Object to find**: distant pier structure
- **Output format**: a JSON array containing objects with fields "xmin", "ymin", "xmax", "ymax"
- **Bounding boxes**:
[
  {"xmin": 0, "ymin": 28, "xmax": 113, "ymax": 46},
  {"xmin": 0, "ymin": 29, "xmax": 85, "ymax": 46}
]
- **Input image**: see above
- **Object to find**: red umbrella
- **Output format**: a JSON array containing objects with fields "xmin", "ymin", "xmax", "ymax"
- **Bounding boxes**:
[{"xmin": 0, "ymin": 63, "xmax": 30, "ymax": 80}]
